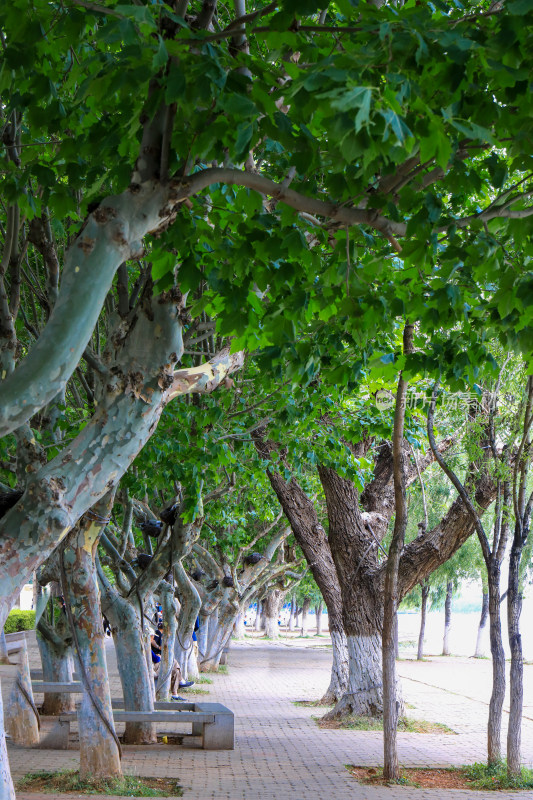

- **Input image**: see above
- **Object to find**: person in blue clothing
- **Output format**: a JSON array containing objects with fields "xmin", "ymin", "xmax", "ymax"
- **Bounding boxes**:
[{"xmin": 151, "ymin": 622, "xmax": 195, "ymax": 698}]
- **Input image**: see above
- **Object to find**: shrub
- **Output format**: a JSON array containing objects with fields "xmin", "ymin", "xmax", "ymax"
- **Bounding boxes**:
[{"xmin": 4, "ymin": 609, "xmax": 35, "ymax": 634}]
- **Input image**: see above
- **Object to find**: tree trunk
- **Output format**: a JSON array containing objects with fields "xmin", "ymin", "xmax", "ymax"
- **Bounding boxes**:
[
  {"xmin": 315, "ymin": 602, "xmax": 323, "ymax": 636},
  {"xmin": 474, "ymin": 590, "xmax": 489, "ymax": 658},
  {"xmin": 36, "ymin": 628, "xmax": 75, "ymax": 715},
  {"xmin": 173, "ymin": 562, "xmax": 202, "ymax": 680},
  {"xmin": 202, "ymin": 596, "xmax": 238, "ymax": 671},
  {"xmin": 442, "ymin": 581, "xmax": 453, "ymax": 656},
  {"xmin": 289, "ymin": 596, "xmax": 296, "ymax": 632},
  {"xmin": 98, "ymin": 565, "xmax": 156, "ymax": 744},
  {"xmin": 254, "ymin": 602, "xmax": 262, "ymax": 631},
  {"xmin": 0, "ymin": 681, "xmax": 15, "ymax": 800},
  {"xmin": 197, "ymin": 613, "xmax": 209, "ymax": 657},
  {"xmin": 4, "ymin": 639, "xmax": 40, "ymax": 746},
  {"xmin": 0, "ymin": 629, "xmax": 10, "ymax": 666},
  {"xmin": 301, "ymin": 597, "xmax": 310, "ymax": 636},
  {"xmin": 487, "ymin": 563, "xmax": 505, "ymax": 765},
  {"xmin": 507, "ymin": 535, "xmax": 524, "ymax": 778},
  {"xmin": 322, "ymin": 629, "xmax": 349, "ymax": 706},
  {"xmin": 61, "ymin": 519, "xmax": 121, "ymax": 779},
  {"xmin": 382, "ymin": 328, "xmax": 411, "ymax": 782},
  {"xmin": 255, "ymin": 454, "xmax": 349, "ymax": 701},
  {"xmin": 318, "ymin": 466, "xmax": 388, "ymax": 718},
  {"xmin": 233, "ymin": 613, "xmax": 246, "ymax": 639},
  {"xmin": 417, "ymin": 583, "xmax": 429, "ymax": 661},
  {"xmin": 159, "ymin": 582, "xmax": 179, "ymax": 702},
  {"xmin": 263, "ymin": 588, "xmax": 283, "ymax": 639}
]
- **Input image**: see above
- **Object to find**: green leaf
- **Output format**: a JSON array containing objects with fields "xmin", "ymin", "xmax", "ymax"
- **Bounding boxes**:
[
  {"xmin": 165, "ymin": 62, "xmax": 186, "ymax": 103},
  {"xmin": 508, "ymin": 0, "xmax": 533, "ymax": 12},
  {"xmin": 152, "ymin": 36, "xmax": 168, "ymax": 69}
]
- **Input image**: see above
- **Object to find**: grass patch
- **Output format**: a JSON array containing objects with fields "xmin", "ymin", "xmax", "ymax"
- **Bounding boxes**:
[
  {"xmin": 463, "ymin": 760, "xmax": 533, "ymax": 790},
  {"xmin": 181, "ymin": 687, "xmax": 209, "ymax": 695},
  {"xmin": 217, "ymin": 665, "xmax": 229, "ymax": 675},
  {"xmin": 318, "ymin": 715, "xmax": 455, "ymax": 734},
  {"xmin": 293, "ymin": 700, "xmax": 334, "ymax": 709},
  {"xmin": 196, "ymin": 675, "xmax": 212, "ymax": 684},
  {"xmin": 348, "ymin": 761, "xmax": 533, "ymax": 791},
  {"xmin": 16, "ymin": 770, "xmax": 183, "ymax": 796}
]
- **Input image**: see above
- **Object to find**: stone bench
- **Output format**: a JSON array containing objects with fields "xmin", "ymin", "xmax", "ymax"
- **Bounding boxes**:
[
  {"xmin": 32, "ymin": 681, "xmax": 83, "ymax": 694},
  {"xmin": 38, "ymin": 701, "xmax": 234, "ymax": 751}
]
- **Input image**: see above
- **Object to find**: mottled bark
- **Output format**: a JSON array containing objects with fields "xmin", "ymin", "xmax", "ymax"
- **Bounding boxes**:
[
  {"xmin": 61, "ymin": 514, "xmax": 121, "ymax": 779},
  {"xmin": 98, "ymin": 567, "xmax": 156, "ymax": 745},
  {"xmin": 0, "ymin": 629, "xmax": 10, "ymax": 665},
  {"xmin": 4, "ymin": 639, "xmax": 40, "ymax": 746},
  {"xmin": 36, "ymin": 623, "xmax": 75, "ymax": 715},
  {"xmin": 159, "ymin": 581, "xmax": 179, "ymax": 702}
]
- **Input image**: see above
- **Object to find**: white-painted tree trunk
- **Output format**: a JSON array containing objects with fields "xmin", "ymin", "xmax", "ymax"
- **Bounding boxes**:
[
  {"xmin": 301, "ymin": 598, "xmax": 310, "ymax": 636},
  {"xmin": 288, "ymin": 597, "xmax": 296, "ymax": 632},
  {"xmin": 264, "ymin": 614, "xmax": 279, "ymax": 639},
  {"xmin": 233, "ymin": 613, "xmax": 245, "ymax": 639},
  {"xmin": 324, "ymin": 634, "xmax": 403, "ymax": 719},
  {"xmin": 321, "ymin": 629, "xmax": 349, "ymax": 705}
]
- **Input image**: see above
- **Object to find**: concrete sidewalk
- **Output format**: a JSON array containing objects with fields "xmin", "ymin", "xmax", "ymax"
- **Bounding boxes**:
[{"xmin": 5, "ymin": 635, "xmax": 533, "ymax": 799}]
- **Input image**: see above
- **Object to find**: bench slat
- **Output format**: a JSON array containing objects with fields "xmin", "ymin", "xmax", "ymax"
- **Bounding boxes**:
[
  {"xmin": 32, "ymin": 682, "xmax": 83, "ymax": 693},
  {"xmin": 113, "ymin": 711, "xmax": 215, "ymax": 724}
]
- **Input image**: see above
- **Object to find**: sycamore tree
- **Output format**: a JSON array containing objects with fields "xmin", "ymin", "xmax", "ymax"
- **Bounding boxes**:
[{"xmin": 2, "ymin": 0, "xmax": 533, "ymax": 795}]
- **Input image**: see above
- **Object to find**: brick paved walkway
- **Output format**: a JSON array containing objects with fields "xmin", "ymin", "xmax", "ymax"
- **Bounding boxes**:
[{"xmin": 5, "ymin": 635, "xmax": 533, "ymax": 799}]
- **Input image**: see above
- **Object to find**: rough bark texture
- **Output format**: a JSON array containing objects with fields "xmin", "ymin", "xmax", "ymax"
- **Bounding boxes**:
[
  {"xmin": 256, "ymin": 451, "xmax": 348, "ymax": 702},
  {"xmin": 318, "ymin": 465, "xmax": 386, "ymax": 717},
  {"xmin": 382, "ymin": 331, "xmax": 411, "ymax": 783},
  {"xmin": 487, "ymin": 565, "xmax": 505, "ymax": 764},
  {"xmin": 507, "ymin": 531, "xmax": 525, "ymax": 777}
]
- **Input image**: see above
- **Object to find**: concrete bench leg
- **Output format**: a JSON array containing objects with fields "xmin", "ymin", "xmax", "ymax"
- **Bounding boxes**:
[
  {"xmin": 202, "ymin": 709, "xmax": 234, "ymax": 750},
  {"xmin": 37, "ymin": 718, "xmax": 70, "ymax": 749}
]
